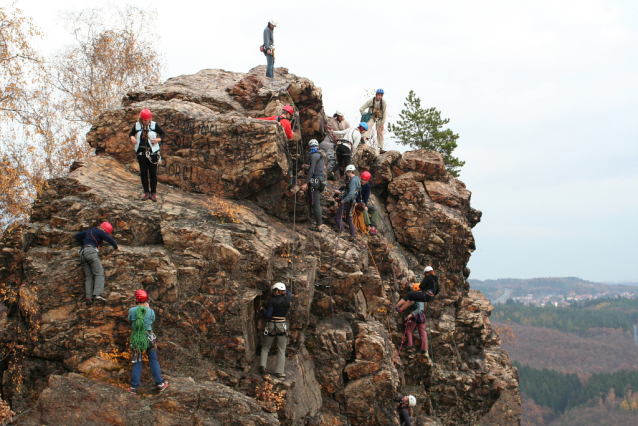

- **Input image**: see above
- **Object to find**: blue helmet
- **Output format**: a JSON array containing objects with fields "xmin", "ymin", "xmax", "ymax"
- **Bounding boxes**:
[
  {"xmin": 359, "ymin": 122, "xmax": 369, "ymax": 131},
  {"xmin": 376, "ymin": 88, "xmax": 384, "ymax": 94}
]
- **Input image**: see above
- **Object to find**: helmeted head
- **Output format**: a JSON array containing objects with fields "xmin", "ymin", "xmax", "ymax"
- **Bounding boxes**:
[
  {"xmin": 361, "ymin": 171, "xmax": 371, "ymax": 182},
  {"xmin": 135, "ymin": 289, "xmax": 148, "ymax": 302},
  {"xmin": 100, "ymin": 222, "xmax": 113, "ymax": 234},
  {"xmin": 424, "ymin": 266, "xmax": 434, "ymax": 273},
  {"xmin": 272, "ymin": 282, "xmax": 286, "ymax": 292},
  {"xmin": 358, "ymin": 122, "xmax": 369, "ymax": 132},
  {"xmin": 408, "ymin": 395, "xmax": 416, "ymax": 407},
  {"xmin": 282, "ymin": 105, "xmax": 294, "ymax": 117},
  {"xmin": 269, "ymin": 19, "xmax": 278, "ymax": 27},
  {"xmin": 308, "ymin": 139, "xmax": 319, "ymax": 148},
  {"xmin": 375, "ymin": 89, "xmax": 384, "ymax": 101},
  {"xmin": 140, "ymin": 109, "xmax": 152, "ymax": 121},
  {"xmin": 334, "ymin": 109, "xmax": 345, "ymax": 119},
  {"xmin": 345, "ymin": 164, "xmax": 356, "ymax": 175}
]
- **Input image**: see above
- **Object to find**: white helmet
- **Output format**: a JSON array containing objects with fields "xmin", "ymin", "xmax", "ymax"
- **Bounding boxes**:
[
  {"xmin": 335, "ymin": 109, "xmax": 344, "ymax": 116},
  {"xmin": 408, "ymin": 395, "xmax": 416, "ymax": 407},
  {"xmin": 269, "ymin": 19, "xmax": 278, "ymax": 26},
  {"xmin": 272, "ymin": 282, "xmax": 286, "ymax": 291},
  {"xmin": 345, "ymin": 164, "xmax": 356, "ymax": 172},
  {"xmin": 308, "ymin": 139, "xmax": 319, "ymax": 147},
  {"xmin": 424, "ymin": 266, "xmax": 433, "ymax": 273}
]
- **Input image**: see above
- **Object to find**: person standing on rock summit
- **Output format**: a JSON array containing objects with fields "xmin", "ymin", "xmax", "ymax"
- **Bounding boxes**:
[
  {"xmin": 129, "ymin": 108, "xmax": 166, "ymax": 202},
  {"xmin": 75, "ymin": 222, "xmax": 119, "ymax": 306},
  {"xmin": 259, "ymin": 282, "xmax": 292, "ymax": 378},
  {"xmin": 126, "ymin": 289, "xmax": 169, "ymax": 394},
  {"xmin": 262, "ymin": 19, "xmax": 277, "ymax": 78},
  {"xmin": 360, "ymin": 89, "xmax": 388, "ymax": 153},
  {"xmin": 256, "ymin": 105, "xmax": 295, "ymax": 140}
]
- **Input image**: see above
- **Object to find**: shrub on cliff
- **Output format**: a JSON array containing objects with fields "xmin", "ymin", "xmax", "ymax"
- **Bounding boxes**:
[{"xmin": 389, "ymin": 90, "xmax": 465, "ymax": 177}]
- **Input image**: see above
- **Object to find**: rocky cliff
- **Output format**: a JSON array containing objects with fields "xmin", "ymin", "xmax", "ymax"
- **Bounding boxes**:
[{"xmin": 0, "ymin": 66, "xmax": 521, "ymax": 425}]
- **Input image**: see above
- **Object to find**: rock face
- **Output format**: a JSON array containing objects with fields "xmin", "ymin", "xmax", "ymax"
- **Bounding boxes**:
[{"xmin": 0, "ymin": 68, "xmax": 520, "ymax": 426}]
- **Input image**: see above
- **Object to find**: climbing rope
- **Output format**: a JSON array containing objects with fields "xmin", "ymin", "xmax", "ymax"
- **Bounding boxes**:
[{"xmin": 426, "ymin": 303, "xmax": 439, "ymax": 415}]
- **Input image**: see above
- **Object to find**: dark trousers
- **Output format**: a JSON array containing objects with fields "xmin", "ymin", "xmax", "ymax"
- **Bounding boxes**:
[
  {"xmin": 309, "ymin": 178, "xmax": 323, "ymax": 227},
  {"xmin": 403, "ymin": 291, "xmax": 434, "ymax": 303},
  {"xmin": 334, "ymin": 201, "xmax": 355, "ymax": 237},
  {"xmin": 138, "ymin": 152, "xmax": 158, "ymax": 194},
  {"xmin": 331, "ymin": 144, "xmax": 351, "ymax": 175}
]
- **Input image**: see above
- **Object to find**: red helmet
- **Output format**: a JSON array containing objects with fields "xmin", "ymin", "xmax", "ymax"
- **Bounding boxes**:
[
  {"xmin": 135, "ymin": 289, "xmax": 148, "ymax": 302},
  {"xmin": 361, "ymin": 171, "xmax": 371, "ymax": 181},
  {"xmin": 100, "ymin": 222, "xmax": 113, "ymax": 234},
  {"xmin": 282, "ymin": 105, "xmax": 294, "ymax": 115},
  {"xmin": 140, "ymin": 109, "xmax": 152, "ymax": 120}
]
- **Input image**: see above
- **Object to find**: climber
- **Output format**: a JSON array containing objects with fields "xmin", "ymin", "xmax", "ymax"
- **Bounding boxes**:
[
  {"xmin": 129, "ymin": 108, "xmax": 166, "ymax": 202},
  {"xmin": 327, "ymin": 123, "xmax": 367, "ymax": 181},
  {"xmin": 320, "ymin": 110, "xmax": 350, "ymax": 172},
  {"xmin": 396, "ymin": 266, "xmax": 440, "ymax": 312},
  {"xmin": 262, "ymin": 19, "xmax": 277, "ymax": 78},
  {"xmin": 126, "ymin": 289, "xmax": 169, "ymax": 394},
  {"xmin": 333, "ymin": 164, "xmax": 361, "ymax": 240},
  {"xmin": 357, "ymin": 171, "xmax": 380, "ymax": 236},
  {"xmin": 359, "ymin": 89, "xmax": 388, "ymax": 153},
  {"xmin": 404, "ymin": 291, "xmax": 428, "ymax": 355},
  {"xmin": 259, "ymin": 282, "xmax": 292, "ymax": 378},
  {"xmin": 396, "ymin": 395, "xmax": 417, "ymax": 426},
  {"xmin": 75, "ymin": 222, "xmax": 119, "ymax": 306},
  {"xmin": 300, "ymin": 139, "xmax": 325, "ymax": 232},
  {"xmin": 257, "ymin": 105, "xmax": 294, "ymax": 140}
]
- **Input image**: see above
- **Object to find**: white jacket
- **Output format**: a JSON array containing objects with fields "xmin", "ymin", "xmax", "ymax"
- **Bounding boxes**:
[
  {"xmin": 134, "ymin": 121, "xmax": 160, "ymax": 153},
  {"xmin": 334, "ymin": 127, "xmax": 363, "ymax": 153}
]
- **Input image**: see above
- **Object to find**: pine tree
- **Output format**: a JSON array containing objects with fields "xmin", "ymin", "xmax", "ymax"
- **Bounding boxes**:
[{"xmin": 389, "ymin": 91, "xmax": 465, "ymax": 177}]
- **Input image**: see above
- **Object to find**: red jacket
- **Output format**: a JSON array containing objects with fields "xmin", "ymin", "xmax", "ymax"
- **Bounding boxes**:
[{"xmin": 257, "ymin": 116, "xmax": 294, "ymax": 140}]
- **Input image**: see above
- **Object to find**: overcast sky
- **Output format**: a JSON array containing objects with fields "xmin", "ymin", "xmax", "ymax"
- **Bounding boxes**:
[{"xmin": 15, "ymin": 0, "xmax": 638, "ymax": 282}]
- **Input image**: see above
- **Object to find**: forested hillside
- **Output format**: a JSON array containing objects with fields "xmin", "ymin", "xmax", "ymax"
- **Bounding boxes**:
[{"xmin": 492, "ymin": 299, "xmax": 638, "ymax": 425}]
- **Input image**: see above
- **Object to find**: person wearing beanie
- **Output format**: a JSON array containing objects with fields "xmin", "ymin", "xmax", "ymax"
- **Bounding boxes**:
[
  {"xmin": 256, "ymin": 105, "xmax": 294, "ymax": 140},
  {"xmin": 126, "ymin": 289, "xmax": 169, "ymax": 394},
  {"xmin": 300, "ymin": 139, "xmax": 325, "ymax": 232},
  {"xmin": 74, "ymin": 222, "xmax": 119, "ymax": 305},
  {"xmin": 129, "ymin": 108, "xmax": 166, "ymax": 202}
]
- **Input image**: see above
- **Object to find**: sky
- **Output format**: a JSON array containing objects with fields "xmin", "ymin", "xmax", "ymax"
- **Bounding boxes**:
[{"xmin": 14, "ymin": 0, "xmax": 638, "ymax": 282}]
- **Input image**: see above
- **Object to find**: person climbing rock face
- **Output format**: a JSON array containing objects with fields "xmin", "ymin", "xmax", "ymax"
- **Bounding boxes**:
[
  {"xmin": 129, "ymin": 108, "xmax": 166, "ymax": 202},
  {"xmin": 357, "ymin": 171, "xmax": 379, "ymax": 235},
  {"xmin": 259, "ymin": 282, "xmax": 292, "ymax": 378},
  {"xmin": 300, "ymin": 139, "xmax": 325, "ymax": 232},
  {"xmin": 396, "ymin": 266, "xmax": 440, "ymax": 312},
  {"xmin": 126, "ymin": 289, "xmax": 169, "ymax": 394},
  {"xmin": 328, "ymin": 122, "xmax": 367, "ymax": 181},
  {"xmin": 320, "ymin": 109, "xmax": 349, "ymax": 173},
  {"xmin": 403, "ymin": 286, "xmax": 429, "ymax": 355},
  {"xmin": 75, "ymin": 222, "xmax": 119, "ymax": 306},
  {"xmin": 333, "ymin": 164, "xmax": 361, "ymax": 241},
  {"xmin": 360, "ymin": 88, "xmax": 388, "ymax": 153},
  {"xmin": 256, "ymin": 105, "xmax": 294, "ymax": 140},
  {"xmin": 263, "ymin": 19, "xmax": 277, "ymax": 78},
  {"xmin": 397, "ymin": 395, "xmax": 416, "ymax": 426}
]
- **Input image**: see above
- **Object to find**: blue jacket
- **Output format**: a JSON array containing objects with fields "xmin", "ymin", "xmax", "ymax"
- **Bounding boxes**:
[
  {"xmin": 128, "ymin": 305, "xmax": 156, "ymax": 331},
  {"xmin": 357, "ymin": 182, "xmax": 371, "ymax": 205},
  {"xmin": 341, "ymin": 176, "xmax": 361, "ymax": 204},
  {"xmin": 74, "ymin": 228, "xmax": 118, "ymax": 249}
]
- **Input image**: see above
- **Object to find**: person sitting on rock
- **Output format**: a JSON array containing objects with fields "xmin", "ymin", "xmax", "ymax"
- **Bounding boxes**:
[
  {"xmin": 396, "ymin": 394, "xmax": 416, "ymax": 426},
  {"xmin": 129, "ymin": 108, "xmax": 166, "ymax": 202},
  {"xmin": 300, "ymin": 139, "xmax": 325, "ymax": 232},
  {"xmin": 333, "ymin": 164, "xmax": 361, "ymax": 241},
  {"xmin": 259, "ymin": 282, "xmax": 292, "ymax": 379},
  {"xmin": 328, "ymin": 123, "xmax": 368, "ymax": 181},
  {"xmin": 257, "ymin": 105, "xmax": 294, "ymax": 140},
  {"xmin": 396, "ymin": 266, "xmax": 440, "ymax": 312},
  {"xmin": 75, "ymin": 222, "xmax": 119, "ymax": 306},
  {"xmin": 126, "ymin": 289, "xmax": 169, "ymax": 394},
  {"xmin": 357, "ymin": 171, "xmax": 380, "ymax": 236},
  {"xmin": 404, "ymin": 294, "xmax": 428, "ymax": 355}
]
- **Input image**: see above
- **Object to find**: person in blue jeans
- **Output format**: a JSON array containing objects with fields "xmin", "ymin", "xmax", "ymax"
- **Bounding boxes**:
[
  {"xmin": 263, "ymin": 19, "xmax": 277, "ymax": 78},
  {"xmin": 126, "ymin": 289, "xmax": 169, "ymax": 394}
]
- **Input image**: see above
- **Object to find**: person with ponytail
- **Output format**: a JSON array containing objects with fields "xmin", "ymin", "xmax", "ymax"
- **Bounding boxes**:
[{"xmin": 126, "ymin": 289, "xmax": 169, "ymax": 394}]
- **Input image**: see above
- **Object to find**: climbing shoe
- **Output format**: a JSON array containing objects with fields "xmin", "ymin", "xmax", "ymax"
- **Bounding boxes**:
[
  {"xmin": 395, "ymin": 307, "xmax": 402, "ymax": 313},
  {"xmin": 273, "ymin": 373, "xmax": 286, "ymax": 379},
  {"xmin": 157, "ymin": 381, "xmax": 169, "ymax": 392},
  {"xmin": 141, "ymin": 192, "xmax": 150, "ymax": 200},
  {"xmin": 259, "ymin": 366, "xmax": 267, "ymax": 375},
  {"xmin": 126, "ymin": 387, "xmax": 138, "ymax": 394},
  {"xmin": 151, "ymin": 193, "xmax": 157, "ymax": 202},
  {"xmin": 85, "ymin": 297, "xmax": 93, "ymax": 306},
  {"xmin": 93, "ymin": 295, "xmax": 106, "ymax": 303},
  {"xmin": 369, "ymin": 229, "xmax": 378, "ymax": 236}
]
